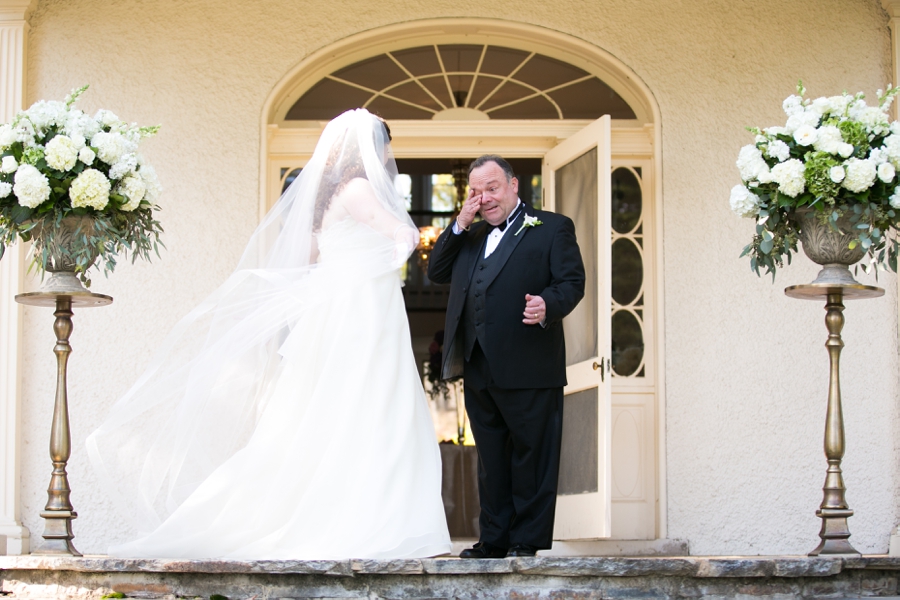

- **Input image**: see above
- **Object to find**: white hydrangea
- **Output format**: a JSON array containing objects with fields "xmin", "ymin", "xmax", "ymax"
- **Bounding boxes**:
[
  {"xmin": 69, "ymin": 168, "xmax": 110, "ymax": 210},
  {"xmin": 109, "ymin": 153, "xmax": 138, "ymax": 180},
  {"xmin": 859, "ymin": 106, "xmax": 890, "ymax": 135},
  {"xmin": 0, "ymin": 182, "xmax": 10, "ymax": 198},
  {"xmin": 138, "ymin": 164, "xmax": 162, "ymax": 203},
  {"xmin": 770, "ymin": 158, "xmax": 806, "ymax": 197},
  {"xmin": 117, "ymin": 174, "xmax": 146, "ymax": 211},
  {"xmin": 12, "ymin": 164, "xmax": 50, "ymax": 208},
  {"xmin": 869, "ymin": 147, "xmax": 889, "ymax": 165},
  {"xmin": 829, "ymin": 165, "xmax": 846, "ymax": 183},
  {"xmin": 793, "ymin": 124, "xmax": 818, "ymax": 146},
  {"xmin": 878, "ymin": 161, "xmax": 895, "ymax": 183},
  {"xmin": 0, "ymin": 156, "xmax": 17, "ymax": 174},
  {"xmin": 810, "ymin": 97, "xmax": 832, "ymax": 116},
  {"xmin": 729, "ymin": 185, "xmax": 761, "ymax": 218},
  {"xmin": 78, "ymin": 147, "xmax": 95, "ymax": 166},
  {"xmin": 91, "ymin": 131, "xmax": 131, "ymax": 165},
  {"xmin": 842, "ymin": 157, "xmax": 877, "ymax": 193},
  {"xmin": 65, "ymin": 111, "xmax": 100, "ymax": 141},
  {"xmin": 24, "ymin": 100, "xmax": 67, "ymax": 131},
  {"xmin": 12, "ymin": 120, "xmax": 35, "ymax": 147},
  {"xmin": 736, "ymin": 145, "xmax": 770, "ymax": 182},
  {"xmin": 828, "ymin": 94, "xmax": 852, "ymax": 116},
  {"xmin": 45, "ymin": 135, "xmax": 78, "ymax": 171},
  {"xmin": 813, "ymin": 125, "xmax": 843, "ymax": 155},
  {"xmin": 766, "ymin": 139, "xmax": 791, "ymax": 162},
  {"xmin": 783, "ymin": 95, "xmax": 804, "ymax": 117},
  {"xmin": 0, "ymin": 124, "xmax": 15, "ymax": 149},
  {"xmin": 838, "ymin": 143, "xmax": 855, "ymax": 158},
  {"xmin": 785, "ymin": 109, "xmax": 820, "ymax": 134}
]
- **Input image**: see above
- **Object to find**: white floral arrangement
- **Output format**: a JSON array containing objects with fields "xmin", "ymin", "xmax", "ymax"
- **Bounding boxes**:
[
  {"xmin": 730, "ymin": 81, "xmax": 900, "ymax": 276},
  {"xmin": 0, "ymin": 85, "xmax": 163, "ymax": 285}
]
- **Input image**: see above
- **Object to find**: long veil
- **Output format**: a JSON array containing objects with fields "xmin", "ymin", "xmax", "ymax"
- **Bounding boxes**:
[{"xmin": 86, "ymin": 109, "xmax": 417, "ymax": 534}]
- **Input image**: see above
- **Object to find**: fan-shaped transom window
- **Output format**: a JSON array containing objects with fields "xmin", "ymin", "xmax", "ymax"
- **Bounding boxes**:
[{"xmin": 287, "ymin": 44, "xmax": 637, "ymax": 121}]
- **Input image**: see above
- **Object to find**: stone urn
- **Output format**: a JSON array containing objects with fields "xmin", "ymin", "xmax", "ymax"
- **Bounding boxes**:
[
  {"xmin": 796, "ymin": 208, "xmax": 867, "ymax": 285},
  {"xmin": 29, "ymin": 216, "xmax": 100, "ymax": 293}
]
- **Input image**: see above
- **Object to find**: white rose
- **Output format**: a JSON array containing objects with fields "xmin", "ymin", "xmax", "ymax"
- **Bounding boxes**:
[
  {"xmin": 838, "ymin": 143, "xmax": 855, "ymax": 159},
  {"xmin": 813, "ymin": 125, "xmax": 843, "ymax": 155},
  {"xmin": 736, "ymin": 145, "xmax": 770, "ymax": 182},
  {"xmin": 793, "ymin": 124, "xmax": 818, "ymax": 146},
  {"xmin": 729, "ymin": 185, "xmax": 761, "ymax": 218},
  {"xmin": 785, "ymin": 109, "xmax": 820, "ymax": 133},
  {"xmin": 829, "ymin": 165, "xmax": 846, "ymax": 183},
  {"xmin": 44, "ymin": 135, "xmax": 78, "ymax": 171},
  {"xmin": 0, "ymin": 156, "xmax": 17, "ymax": 174},
  {"xmin": 94, "ymin": 109, "xmax": 120, "ymax": 129},
  {"xmin": 770, "ymin": 158, "xmax": 806, "ymax": 197},
  {"xmin": 0, "ymin": 182, "xmax": 10, "ymax": 198},
  {"xmin": 842, "ymin": 158, "xmax": 877, "ymax": 193},
  {"xmin": 12, "ymin": 164, "xmax": 50, "ymax": 208},
  {"xmin": 878, "ymin": 162, "xmax": 895, "ymax": 183},
  {"xmin": 766, "ymin": 139, "xmax": 791, "ymax": 162},
  {"xmin": 69, "ymin": 168, "xmax": 110, "ymax": 210},
  {"xmin": 78, "ymin": 147, "xmax": 95, "ymax": 166},
  {"xmin": 117, "ymin": 174, "xmax": 146, "ymax": 211}
]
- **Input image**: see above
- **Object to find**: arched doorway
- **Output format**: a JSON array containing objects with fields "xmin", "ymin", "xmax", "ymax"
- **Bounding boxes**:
[{"xmin": 260, "ymin": 19, "xmax": 666, "ymax": 547}]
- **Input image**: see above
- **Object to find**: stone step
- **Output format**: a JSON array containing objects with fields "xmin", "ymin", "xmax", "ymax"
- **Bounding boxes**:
[{"xmin": 0, "ymin": 555, "xmax": 899, "ymax": 599}]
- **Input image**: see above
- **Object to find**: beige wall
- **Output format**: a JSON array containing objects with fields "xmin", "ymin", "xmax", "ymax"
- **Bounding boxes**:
[{"xmin": 16, "ymin": 0, "xmax": 899, "ymax": 555}]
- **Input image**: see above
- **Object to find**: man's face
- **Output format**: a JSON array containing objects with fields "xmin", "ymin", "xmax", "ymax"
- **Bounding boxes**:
[{"xmin": 468, "ymin": 161, "xmax": 519, "ymax": 226}]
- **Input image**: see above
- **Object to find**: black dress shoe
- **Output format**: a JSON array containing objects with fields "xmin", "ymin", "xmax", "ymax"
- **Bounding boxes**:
[
  {"xmin": 506, "ymin": 544, "xmax": 538, "ymax": 557},
  {"xmin": 459, "ymin": 542, "xmax": 508, "ymax": 559}
]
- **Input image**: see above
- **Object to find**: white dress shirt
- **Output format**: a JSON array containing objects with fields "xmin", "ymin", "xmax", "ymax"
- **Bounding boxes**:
[{"xmin": 452, "ymin": 200, "xmax": 523, "ymax": 258}]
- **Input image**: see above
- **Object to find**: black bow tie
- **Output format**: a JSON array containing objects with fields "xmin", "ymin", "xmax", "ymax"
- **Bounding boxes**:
[{"xmin": 493, "ymin": 205, "xmax": 524, "ymax": 233}]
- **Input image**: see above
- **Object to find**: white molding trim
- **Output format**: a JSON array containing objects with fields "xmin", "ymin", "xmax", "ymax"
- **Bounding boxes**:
[
  {"xmin": 883, "ymin": 0, "xmax": 900, "ymax": 549},
  {"xmin": 0, "ymin": 2, "xmax": 32, "ymax": 555},
  {"xmin": 259, "ymin": 19, "xmax": 667, "ymax": 540}
]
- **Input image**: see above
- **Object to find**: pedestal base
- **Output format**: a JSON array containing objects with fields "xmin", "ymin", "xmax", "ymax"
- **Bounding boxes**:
[
  {"xmin": 34, "ymin": 511, "xmax": 80, "ymax": 556},
  {"xmin": 809, "ymin": 507, "xmax": 859, "ymax": 556}
]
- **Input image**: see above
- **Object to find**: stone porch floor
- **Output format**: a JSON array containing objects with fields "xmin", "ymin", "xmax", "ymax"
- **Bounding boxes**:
[{"xmin": 1, "ymin": 555, "xmax": 900, "ymax": 599}]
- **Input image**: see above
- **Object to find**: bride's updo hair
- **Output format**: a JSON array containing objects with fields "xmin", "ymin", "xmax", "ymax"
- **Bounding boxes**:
[{"xmin": 313, "ymin": 114, "xmax": 392, "ymax": 232}]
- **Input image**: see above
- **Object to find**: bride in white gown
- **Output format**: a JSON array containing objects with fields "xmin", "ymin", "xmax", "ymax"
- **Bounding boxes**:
[{"xmin": 86, "ymin": 109, "xmax": 451, "ymax": 559}]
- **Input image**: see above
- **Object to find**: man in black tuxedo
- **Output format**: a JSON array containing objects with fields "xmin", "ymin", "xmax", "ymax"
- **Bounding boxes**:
[{"xmin": 427, "ymin": 155, "xmax": 585, "ymax": 558}]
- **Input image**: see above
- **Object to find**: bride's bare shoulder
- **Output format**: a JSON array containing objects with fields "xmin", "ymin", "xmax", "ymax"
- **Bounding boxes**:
[{"xmin": 334, "ymin": 177, "xmax": 379, "ymax": 211}]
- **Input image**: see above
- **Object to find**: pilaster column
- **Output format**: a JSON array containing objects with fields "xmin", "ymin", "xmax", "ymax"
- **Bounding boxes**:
[
  {"xmin": 0, "ymin": 0, "xmax": 36, "ymax": 555},
  {"xmin": 884, "ymin": 0, "xmax": 900, "ymax": 558}
]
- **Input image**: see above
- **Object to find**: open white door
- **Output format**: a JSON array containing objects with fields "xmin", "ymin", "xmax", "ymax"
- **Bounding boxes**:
[{"xmin": 543, "ymin": 116, "xmax": 612, "ymax": 540}]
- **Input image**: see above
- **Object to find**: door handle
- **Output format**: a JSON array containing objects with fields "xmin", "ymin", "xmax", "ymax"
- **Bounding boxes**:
[{"xmin": 592, "ymin": 359, "xmax": 604, "ymax": 382}]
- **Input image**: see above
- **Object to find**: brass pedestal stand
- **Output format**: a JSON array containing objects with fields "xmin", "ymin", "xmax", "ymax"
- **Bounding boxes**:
[
  {"xmin": 15, "ymin": 290, "xmax": 112, "ymax": 556},
  {"xmin": 785, "ymin": 282, "xmax": 883, "ymax": 556}
]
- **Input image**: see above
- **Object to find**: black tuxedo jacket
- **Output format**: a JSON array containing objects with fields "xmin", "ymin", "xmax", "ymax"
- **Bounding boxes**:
[{"xmin": 427, "ymin": 204, "xmax": 585, "ymax": 389}]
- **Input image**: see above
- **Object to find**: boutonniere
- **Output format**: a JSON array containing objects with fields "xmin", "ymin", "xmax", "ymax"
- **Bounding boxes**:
[{"xmin": 514, "ymin": 214, "xmax": 543, "ymax": 236}]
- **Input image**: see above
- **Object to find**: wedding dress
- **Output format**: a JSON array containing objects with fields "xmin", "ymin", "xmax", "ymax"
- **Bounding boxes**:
[{"xmin": 86, "ymin": 109, "xmax": 451, "ymax": 559}]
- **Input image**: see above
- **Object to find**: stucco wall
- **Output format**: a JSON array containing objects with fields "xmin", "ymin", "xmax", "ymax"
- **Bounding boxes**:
[{"xmin": 15, "ymin": 0, "xmax": 900, "ymax": 555}]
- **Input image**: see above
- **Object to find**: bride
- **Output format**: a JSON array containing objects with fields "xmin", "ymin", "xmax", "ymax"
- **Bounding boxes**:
[{"xmin": 86, "ymin": 109, "xmax": 451, "ymax": 559}]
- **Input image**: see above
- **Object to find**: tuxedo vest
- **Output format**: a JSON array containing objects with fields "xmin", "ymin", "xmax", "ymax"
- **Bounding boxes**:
[{"xmin": 463, "ymin": 236, "xmax": 506, "ymax": 360}]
